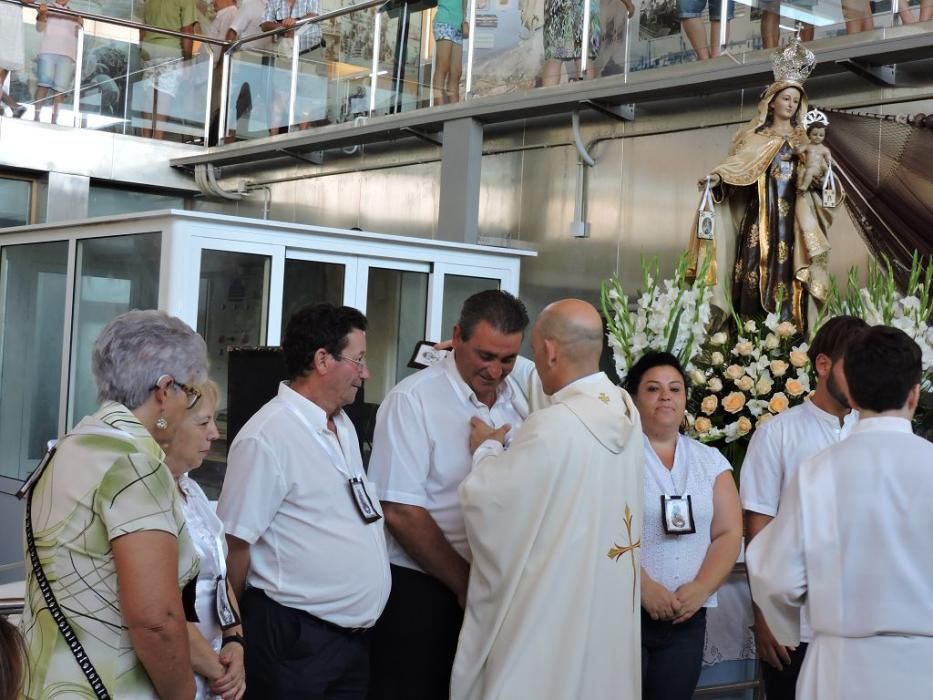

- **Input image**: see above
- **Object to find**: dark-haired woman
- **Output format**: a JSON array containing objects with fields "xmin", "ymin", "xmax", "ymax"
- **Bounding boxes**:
[{"xmin": 626, "ymin": 351, "xmax": 742, "ymax": 700}]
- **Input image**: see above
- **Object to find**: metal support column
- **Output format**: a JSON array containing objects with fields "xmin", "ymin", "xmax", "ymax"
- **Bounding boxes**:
[{"xmin": 436, "ymin": 117, "xmax": 483, "ymax": 244}]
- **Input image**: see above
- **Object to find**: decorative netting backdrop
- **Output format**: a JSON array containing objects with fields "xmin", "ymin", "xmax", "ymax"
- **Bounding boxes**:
[{"xmin": 822, "ymin": 108, "xmax": 933, "ymax": 290}]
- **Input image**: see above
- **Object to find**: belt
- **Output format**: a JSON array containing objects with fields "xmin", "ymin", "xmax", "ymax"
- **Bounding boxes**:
[{"xmin": 250, "ymin": 588, "xmax": 370, "ymax": 637}]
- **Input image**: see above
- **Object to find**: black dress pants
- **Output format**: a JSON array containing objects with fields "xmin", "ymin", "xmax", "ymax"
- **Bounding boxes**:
[
  {"xmin": 243, "ymin": 588, "xmax": 371, "ymax": 700},
  {"xmin": 367, "ymin": 564, "xmax": 464, "ymax": 700},
  {"xmin": 761, "ymin": 641, "xmax": 809, "ymax": 700}
]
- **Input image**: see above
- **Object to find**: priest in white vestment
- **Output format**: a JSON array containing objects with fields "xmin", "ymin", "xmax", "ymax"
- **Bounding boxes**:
[
  {"xmin": 747, "ymin": 325, "xmax": 933, "ymax": 700},
  {"xmin": 451, "ymin": 299, "xmax": 644, "ymax": 700}
]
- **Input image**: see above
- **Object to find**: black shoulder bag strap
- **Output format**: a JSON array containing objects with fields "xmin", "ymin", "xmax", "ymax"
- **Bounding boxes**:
[{"xmin": 19, "ymin": 445, "xmax": 113, "ymax": 700}]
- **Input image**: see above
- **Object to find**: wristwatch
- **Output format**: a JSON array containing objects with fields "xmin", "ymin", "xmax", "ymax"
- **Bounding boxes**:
[{"xmin": 221, "ymin": 634, "xmax": 245, "ymax": 650}]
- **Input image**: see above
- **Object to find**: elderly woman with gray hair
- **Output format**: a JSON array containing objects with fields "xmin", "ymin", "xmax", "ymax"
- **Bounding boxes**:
[{"xmin": 19, "ymin": 309, "xmax": 208, "ymax": 700}]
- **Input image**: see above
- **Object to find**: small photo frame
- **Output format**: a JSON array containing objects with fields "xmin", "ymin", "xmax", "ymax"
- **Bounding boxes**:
[
  {"xmin": 407, "ymin": 340, "xmax": 449, "ymax": 370},
  {"xmin": 661, "ymin": 495, "xmax": 696, "ymax": 535},
  {"xmin": 349, "ymin": 477, "xmax": 382, "ymax": 524},
  {"xmin": 697, "ymin": 210, "xmax": 715, "ymax": 240}
]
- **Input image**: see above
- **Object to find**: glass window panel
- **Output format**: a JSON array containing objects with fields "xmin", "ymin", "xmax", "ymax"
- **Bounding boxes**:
[
  {"xmin": 364, "ymin": 267, "xmax": 428, "ymax": 405},
  {"xmin": 0, "ymin": 242, "xmax": 69, "ymax": 483},
  {"xmin": 440, "ymin": 274, "xmax": 501, "ymax": 338},
  {"xmin": 69, "ymin": 233, "xmax": 162, "ymax": 426},
  {"xmin": 282, "ymin": 258, "xmax": 346, "ymax": 328},
  {"xmin": 0, "ymin": 177, "xmax": 32, "ymax": 228},
  {"xmin": 88, "ymin": 185, "xmax": 186, "ymax": 217},
  {"xmin": 195, "ymin": 249, "xmax": 270, "ymax": 498}
]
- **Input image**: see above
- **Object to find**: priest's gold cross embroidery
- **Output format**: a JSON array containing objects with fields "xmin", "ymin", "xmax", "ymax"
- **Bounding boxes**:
[
  {"xmin": 607, "ymin": 504, "xmax": 640, "ymax": 612},
  {"xmin": 598, "ymin": 392, "xmax": 610, "ymax": 404}
]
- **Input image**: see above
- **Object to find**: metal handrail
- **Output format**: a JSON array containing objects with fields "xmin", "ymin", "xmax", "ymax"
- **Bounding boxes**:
[
  {"xmin": 226, "ymin": 0, "xmax": 388, "ymax": 54},
  {"xmin": 0, "ymin": 0, "xmax": 228, "ymax": 45}
]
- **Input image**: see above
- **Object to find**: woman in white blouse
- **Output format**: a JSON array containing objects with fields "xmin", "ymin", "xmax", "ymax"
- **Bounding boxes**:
[
  {"xmin": 165, "ymin": 381, "xmax": 246, "ymax": 700},
  {"xmin": 625, "ymin": 352, "xmax": 742, "ymax": 700}
]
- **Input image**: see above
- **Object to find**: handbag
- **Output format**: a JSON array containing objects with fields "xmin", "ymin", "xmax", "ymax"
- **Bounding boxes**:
[{"xmin": 19, "ymin": 445, "xmax": 113, "ymax": 700}]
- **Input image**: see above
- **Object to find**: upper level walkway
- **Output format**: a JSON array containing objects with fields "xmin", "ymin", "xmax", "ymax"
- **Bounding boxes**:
[{"xmin": 2, "ymin": 0, "xmax": 933, "ymax": 172}]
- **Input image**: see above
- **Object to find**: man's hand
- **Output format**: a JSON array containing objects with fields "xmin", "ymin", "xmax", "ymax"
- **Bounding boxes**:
[
  {"xmin": 283, "ymin": 16, "xmax": 296, "ymax": 28},
  {"xmin": 211, "ymin": 642, "xmax": 246, "ymax": 700},
  {"xmin": 753, "ymin": 606, "xmax": 794, "ymax": 670},
  {"xmin": 641, "ymin": 576, "xmax": 679, "ymax": 621},
  {"xmin": 672, "ymin": 580, "xmax": 709, "ymax": 624},
  {"xmin": 469, "ymin": 417, "xmax": 510, "ymax": 454}
]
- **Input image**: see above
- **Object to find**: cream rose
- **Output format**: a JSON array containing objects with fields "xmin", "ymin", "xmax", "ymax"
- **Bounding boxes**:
[
  {"xmin": 725, "ymin": 364, "xmax": 745, "ymax": 381},
  {"xmin": 710, "ymin": 332, "xmax": 728, "ymax": 346},
  {"xmin": 710, "ymin": 351, "xmax": 725, "ymax": 366},
  {"xmin": 707, "ymin": 377, "xmax": 723, "ymax": 393},
  {"xmin": 768, "ymin": 392, "xmax": 790, "ymax": 413},
  {"xmin": 701, "ymin": 395, "xmax": 719, "ymax": 415},
  {"xmin": 764, "ymin": 333, "xmax": 780, "ymax": 350},
  {"xmin": 789, "ymin": 350, "xmax": 809, "ymax": 368},
  {"xmin": 690, "ymin": 369, "xmax": 707, "ymax": 386},
  {"xmin": 770, "ymin": 359, "xmax": 789, "ymax": 377},
  {"xmin": 694, "ymin": 416, "xmax": 713, "ymax": 434},
  {"xmin": 757, "ymin": 413, "xmax": 774, "ymax": 428},
  {"xmin": 736, "ymin": 376, "xmax": 754, "ymax": 392},
  {"xmin": 734, "ymin": 340, "xmax": 754, "ymax": 357},
  {"xmin": 722, "ymin": 391, "xmax": 746, "ymax": 414},
  {"xmin": 785, "ymin": 378, "xmax": 807, "ymax": 397},
  {"xmin": 744, "ymin": 320, "xmax": 758, "ymax": 334},
  {"xmin": 736, "ymin": 416, "xmax": 753, "ymax": 436},
  {"xmin": 776, "ymin": 321, "xmax": 796, "ymax": 338},
  {"xmin": 756, "ymin": 375, "xmax": 774, "ymax": 395}
]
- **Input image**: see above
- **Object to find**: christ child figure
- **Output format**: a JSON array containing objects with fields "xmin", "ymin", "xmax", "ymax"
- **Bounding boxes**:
[{"xmin": 796, "ymin": 122, "xmax": 831, "ymax": 192}]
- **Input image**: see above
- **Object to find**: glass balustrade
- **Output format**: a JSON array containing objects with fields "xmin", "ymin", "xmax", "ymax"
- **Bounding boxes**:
[{"xmin": 0, "ymin": 0, "xmax": 929, "ymax": 143}]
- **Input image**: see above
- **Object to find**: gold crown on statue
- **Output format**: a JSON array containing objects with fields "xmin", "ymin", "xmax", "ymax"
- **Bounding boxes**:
[{"xmin": 771, "ymin": 34, "xmax": 817, "ymax": 85}]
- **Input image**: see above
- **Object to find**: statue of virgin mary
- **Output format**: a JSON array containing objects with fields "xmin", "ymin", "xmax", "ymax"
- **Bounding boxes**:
[{"xmin": 688, "ymin": 35, "xmax": 842, "ymax": 331}]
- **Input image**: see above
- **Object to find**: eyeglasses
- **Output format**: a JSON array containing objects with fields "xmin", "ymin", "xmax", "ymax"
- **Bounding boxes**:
[
  {"xmin": 152, "ymin": 376, "xmax": 202, "ymax": 409},
  {"xmin": 335, "ymin": 354, "xmax": 368, "ymax": 371}
]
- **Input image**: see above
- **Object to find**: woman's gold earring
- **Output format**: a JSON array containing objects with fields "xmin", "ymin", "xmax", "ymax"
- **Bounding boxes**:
[{"xmin": 155, "ymin": 417, "xmax": 168, "ymax": 430}]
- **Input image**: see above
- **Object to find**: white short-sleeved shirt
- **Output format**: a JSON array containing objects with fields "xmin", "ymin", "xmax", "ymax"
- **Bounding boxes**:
[
  {"xmin": 642, "ymin": 434, "xmax": 732, "ymax": 607},
  {"xmin": 368, "ymin": 352, "xmax": 529, "ymax": 570},
  {"xmin": 229, "ymin": 0, "xmax": 269, "ymax": 44},
  {"xmin": 216, "ymin": 382, "xmax": 390, "ymax": 628},
  {"xmin": 740, "ymin": 398, "xmax": 858, "ymax": 640},
  {"xmin": 199, "ymin": 4, "xmax": 237, "ymax": 58}
]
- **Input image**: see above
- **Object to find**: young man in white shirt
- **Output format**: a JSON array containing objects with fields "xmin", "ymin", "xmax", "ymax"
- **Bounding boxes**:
[
  {"xmin": 218, "ymin": 304, "xmax": 390, "ymax": 699},
  {"xmin": 747, "ymin": 325, "xmax": 933, "ymax": 699},
  {"xmin": 740, "ymin": 314, "xmax": 867, "ymax": 700},
  {"xmin": 366, "ymin": 290, "xmax": 531, "ymax": 700}
]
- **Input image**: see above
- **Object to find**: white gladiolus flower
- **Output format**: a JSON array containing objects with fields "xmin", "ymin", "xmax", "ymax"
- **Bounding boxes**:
[{"xmin": 744, "ymin": 320, "xmax": 758, "ymax": 334}]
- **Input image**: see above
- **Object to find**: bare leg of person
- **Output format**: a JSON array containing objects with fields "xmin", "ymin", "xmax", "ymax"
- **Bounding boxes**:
[
  {"xmin": 434, "ymin": 39, "xmax": 452, "ymax": 104},
  {"xmin": 0, "ymin": 69, "xmax": 20, "ymax": 111},
  {"xmin": 761, "ymin": 8, "xmax": 780, "ymax": 48},
  {"xmin": 447, "ymin": 42, "xmax": 463, "ymax": 103},
  {"xmin": 33, "ymin": 86, "xmax": 51, "ymax": 120},
  {"xmin": 542, "ymin": 58, "xmax": 562, "ymax": 86},
  {"xmin": 709, "ymin": 19, "xmax": 729, "ymax": 57},
  {"xmin": 682, "ymin": 17, "xmax": 711, "ymax": 59},
  {"xmin": 920, "ymin": 0, "xmax": 933, "ymax": 20},
  {"xmin": 51, "ymin": 92, "xmax": 64, "ymax": 124},
  {"xmin": 843, "ymin": 0, "xmax": 874, "ymax": 32},
  {"xmin": 800, "ymin": 22, "xmax": 814, "ymax": 40}
]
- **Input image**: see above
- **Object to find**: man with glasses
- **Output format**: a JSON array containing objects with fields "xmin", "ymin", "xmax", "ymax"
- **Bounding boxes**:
[{"xmin": 217, "ymin": 303, "xmax": 390, "ymax": 699}]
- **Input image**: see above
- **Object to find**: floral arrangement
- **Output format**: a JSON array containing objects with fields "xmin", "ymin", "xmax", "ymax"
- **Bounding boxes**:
[
  {"xmin": 820, "ymin": 253, "xmax": 933, "ymax": 437},
  {"xmin": 600, "ymin": 254, "xmax": 713, "ymax": 385},
  {"xmin": 684, "ymin": 311, "xmax": 813, "ymax": 448}
]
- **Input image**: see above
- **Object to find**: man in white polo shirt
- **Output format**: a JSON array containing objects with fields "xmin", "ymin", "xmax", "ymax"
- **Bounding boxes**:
[
  {"xmin": 366, "ymin": 290, "xmax": 536, "ymax": 700},
  {"xmin": 218, "ymin": 303, "xmax": 390, "ymax": 699},
  {"xmin": 740, "ymin": 314, "xmax": 866, "ymax": 700}
]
